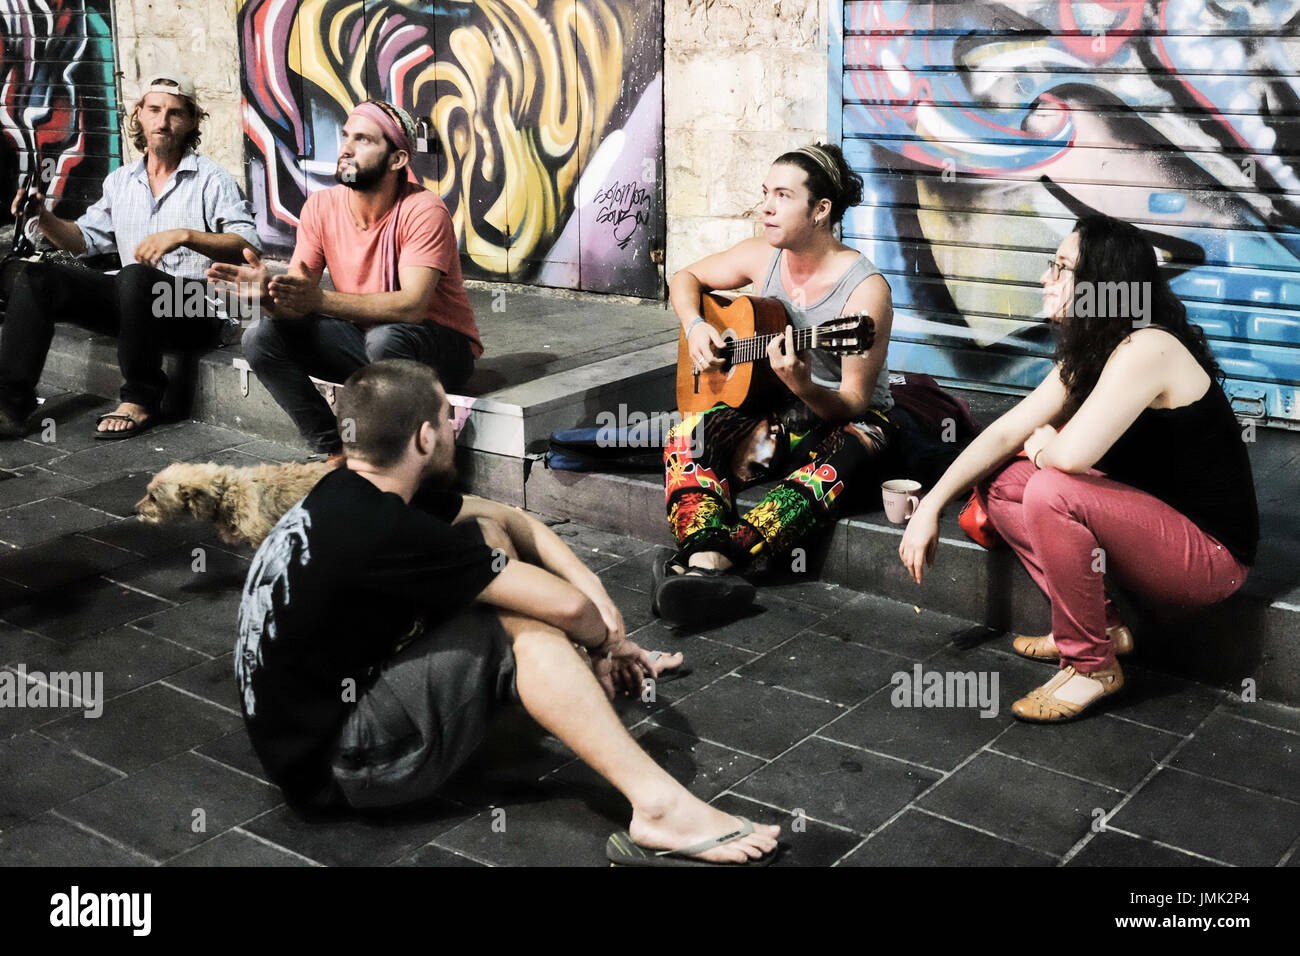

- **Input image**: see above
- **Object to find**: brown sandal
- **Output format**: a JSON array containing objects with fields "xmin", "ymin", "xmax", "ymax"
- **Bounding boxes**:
[
  {"xmin": 1011, "ymin": 623, "xmax": 1134, "ymax": 661},
  {"xmin": 1011, "ymin": 664, "xmax": 1124, "ymax": 723}
]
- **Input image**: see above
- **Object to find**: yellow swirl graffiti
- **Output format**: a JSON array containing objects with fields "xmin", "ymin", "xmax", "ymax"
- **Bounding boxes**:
[
  {"xmin": 432, "ymin": 0, "xmax": 629, "ymax": 272},
  {"xmin": 290, "ymin": 0, "xmax": 633, "ymax": 275},
  {"xmin": 292, "ymin": 0, "xmax": 369, "ymax": 115}
]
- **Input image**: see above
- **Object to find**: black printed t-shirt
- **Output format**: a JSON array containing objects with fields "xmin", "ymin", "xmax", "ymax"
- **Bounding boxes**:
[{"xmin": 235, "ymin": 467, "xmax": 501, "ymax": 808}]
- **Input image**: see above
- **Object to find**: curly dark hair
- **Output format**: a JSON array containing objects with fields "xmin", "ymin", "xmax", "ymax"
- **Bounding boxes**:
[
  {"xmin": 126, "ymin": 81, "xmax": 208, "ymax": 154},
  {"xmin": 773, "ymin": 142, "xmax": 864, "ymax": 228},
  {"xmin": 1056, "ymin": 214, "xmax": 1222, "ymax": 405}
]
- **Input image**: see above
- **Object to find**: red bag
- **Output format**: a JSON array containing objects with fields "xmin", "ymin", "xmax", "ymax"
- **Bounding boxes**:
[
  {"xmin": 958, "ymin": 451, "xmax": 1031, "ymax": 548},
  {"xmin": 958, "ymin": 487, "xmax": 1002, "ymax": 549}
]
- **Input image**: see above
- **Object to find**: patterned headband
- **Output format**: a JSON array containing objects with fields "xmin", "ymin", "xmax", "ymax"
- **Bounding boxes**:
[
  {"xmin": 795, "ymin": 145, "xmax": 843, "ymax": 195},
  {"xmin": 349, "ymin": 101, "xmax": 419, "ymax": 183},
  {"xmin": 351, "ymin": 101, "xmax": 415, "ymax": 154}
]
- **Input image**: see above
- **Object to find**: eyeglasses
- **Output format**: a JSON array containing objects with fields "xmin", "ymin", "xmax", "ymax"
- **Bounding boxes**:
[{"xmin": 1045, "ymin": 258, "xmax": 1075, "ymax": 280}]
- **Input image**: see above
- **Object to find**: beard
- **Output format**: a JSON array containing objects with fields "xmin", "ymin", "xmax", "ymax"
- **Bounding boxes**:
[
  {"xmin": 420, "ymin": 449, "xmax": 458, "ymax": 487},
  {"xmin": 335, "ymin": 152, "xmax": 390, "ymax": 190},
  {"xmin": 148, "ymin": 130, "xmax": 189, "ymax": 163}
]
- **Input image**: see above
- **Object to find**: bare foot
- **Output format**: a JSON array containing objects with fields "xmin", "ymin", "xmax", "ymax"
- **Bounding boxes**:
[
  {"xmin": 628, "ymin": 792, "xmax": 780, "ymax": 864},
  {"xmin": 97, "ymin": 402, "xmax": 151, "ymax": 433},
  {"xmin": 680, "ymin": 550, "xmax": 732, "ymax": 573}
]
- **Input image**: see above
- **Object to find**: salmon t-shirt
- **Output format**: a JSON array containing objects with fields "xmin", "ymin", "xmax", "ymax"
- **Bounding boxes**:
[{"xmin": 290, "ymin": 182, "xmax": 483, "ymax": 358}]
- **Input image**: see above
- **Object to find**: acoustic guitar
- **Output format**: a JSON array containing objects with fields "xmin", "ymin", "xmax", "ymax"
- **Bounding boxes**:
[{"xmin": 676, "ymin": 293, "xmax": 875, "ymax": 414}]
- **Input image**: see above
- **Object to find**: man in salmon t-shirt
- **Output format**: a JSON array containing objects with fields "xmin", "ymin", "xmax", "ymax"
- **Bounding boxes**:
[{"xmin": 211, "ymin": 100, "xmax": 482, "ymax": 455}]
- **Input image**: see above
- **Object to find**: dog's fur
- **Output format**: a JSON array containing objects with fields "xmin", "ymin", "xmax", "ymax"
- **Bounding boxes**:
[{"xmin": 136, "ymin": 460, "xmax": 338, "ymax": 548}]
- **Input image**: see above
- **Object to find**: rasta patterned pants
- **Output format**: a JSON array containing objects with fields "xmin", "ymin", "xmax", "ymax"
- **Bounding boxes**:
[{"xmin": 664, "ymin": 400, "xmax": 899, "ymax": 569}]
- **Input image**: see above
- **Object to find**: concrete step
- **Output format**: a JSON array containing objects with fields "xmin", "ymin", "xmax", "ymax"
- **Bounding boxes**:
[
  {"xmin": 507, "ymin": 459, "xmax": 1300, "ymax": 707},
  {"xmin": 38, "ymin": 304, "xmax": 677, "ymax": 458}
]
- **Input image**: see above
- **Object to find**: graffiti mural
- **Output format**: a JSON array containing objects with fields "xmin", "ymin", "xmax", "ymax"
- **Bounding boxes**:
[
  {"xmin": 838, "ymin": 0, "xmax": 1300, "ymax": 423},
  {"xmin": 0, "ymin": 0, "xmax": 119, "ymax": 222},
  {"xmin": 238, "ymin": 0, "xmax": 664, "ymax": 297}
]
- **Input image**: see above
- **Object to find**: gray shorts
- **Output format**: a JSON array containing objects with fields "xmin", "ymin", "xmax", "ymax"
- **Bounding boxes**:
[{"xmin": 330, "ymin": 604, "xmax": 518, "ymax": 810}]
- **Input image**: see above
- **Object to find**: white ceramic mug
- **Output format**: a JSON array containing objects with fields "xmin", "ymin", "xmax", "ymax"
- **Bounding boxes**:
[{"xmin": 881, "ymin": 478, "xmax": 922, "ymax": 524}]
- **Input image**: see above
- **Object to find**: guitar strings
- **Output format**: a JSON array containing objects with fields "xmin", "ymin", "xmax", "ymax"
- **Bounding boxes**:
[
  {"xmin": 722, "ymin": 327, "xmax": 822, "ymax": 363},
  {"xmin": 714, "ymin": 316, "xmax": 863, "ymax": 365}
]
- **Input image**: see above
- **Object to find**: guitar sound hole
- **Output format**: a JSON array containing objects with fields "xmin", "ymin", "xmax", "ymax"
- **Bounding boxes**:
[{"xmin": 720, "ymin": 330, "xmax": 737, "ymax": 378}]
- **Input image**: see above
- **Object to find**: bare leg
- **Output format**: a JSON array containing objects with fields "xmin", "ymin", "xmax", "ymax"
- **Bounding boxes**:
[
  {"xmin": 475, "ymin": 516, "xmax": 776, "ymax": 860},
  {"xmin": 500, "ymin": 612, "xmax": 777, "ymax": 861},
  {"xmin": 475, "ymin": 516, "xmax": 518, "ymax": 560},
  {"xmin": 684, "ymin": 550, "xmax": 732, "ymax": 571}
]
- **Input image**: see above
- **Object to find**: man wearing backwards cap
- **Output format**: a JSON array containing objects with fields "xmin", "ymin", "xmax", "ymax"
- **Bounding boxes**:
[
  {"xmin": 214, "ymin": 99, "xmax": 481, "ymax": 456},
  {"xmin": 0, "ymin": 71, "xmax": 260, "ymax": 439}
]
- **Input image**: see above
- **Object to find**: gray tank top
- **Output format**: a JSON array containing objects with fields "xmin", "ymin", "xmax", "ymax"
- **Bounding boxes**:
[{"xmin": 758, "ymin": 250, "xmax": 893, "ymax": 410}]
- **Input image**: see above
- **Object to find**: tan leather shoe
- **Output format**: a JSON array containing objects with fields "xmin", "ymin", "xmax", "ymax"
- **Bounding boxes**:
[
  {"xmin": 1011, "ymin": 624, "xmax": 1134, "ymax": 661},
  {"xmin": 1011, "ymin": 664, "xmax": 1124, "ymax": 723}
]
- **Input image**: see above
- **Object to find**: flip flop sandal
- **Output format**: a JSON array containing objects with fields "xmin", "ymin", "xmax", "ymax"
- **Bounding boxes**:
[
  {"xmin": 650, "ymin": 547, "xmax": 755, "ymax": 627},
  {"xmin": 94, "ymin": 411, "xmax": 156, "ymax": 440},
  {"xmin": 605, "ymin": 817, "xmax": 779, "ymax": 867}
]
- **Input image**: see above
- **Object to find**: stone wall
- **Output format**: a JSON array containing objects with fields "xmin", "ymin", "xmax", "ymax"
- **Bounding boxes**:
[
  {"xmin": 112, "ymin": 0, "xmax": 244, "ymax": 177},
  {"xmin": 663, "ymin": 0, "xmax": 829, "ymax": 282},
  {"xmin": 109, "ymin": 0, "xmax": 832, "ymax": 293}
]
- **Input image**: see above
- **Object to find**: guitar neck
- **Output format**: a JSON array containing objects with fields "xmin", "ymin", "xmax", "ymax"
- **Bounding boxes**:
[{"xmin": 721, "ymin": 326, "xmax": 820, "ymax": 366}]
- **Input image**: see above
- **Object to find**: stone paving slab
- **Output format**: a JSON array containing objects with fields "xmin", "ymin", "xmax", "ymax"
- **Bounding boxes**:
[
  {"xmin": 1105, "ymin": 767, "xmax": 1300, "ymax": 867},
  {"xmin": 0, "ymin": 403, "xmax": 1296, "ymax": 867},
  {"xmin": 839, "ymin": 808, "xmax": 1055, "ymax": 867}
]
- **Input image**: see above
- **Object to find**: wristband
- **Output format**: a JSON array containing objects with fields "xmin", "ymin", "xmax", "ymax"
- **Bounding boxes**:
[{"xmin": 684, "ymin": 316, "xmax": 705, "ymax": 337}]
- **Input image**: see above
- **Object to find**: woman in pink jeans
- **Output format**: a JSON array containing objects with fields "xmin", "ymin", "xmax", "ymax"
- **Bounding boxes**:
[{"xmin": 899, "ymin": 215, "xmax": 1258, "ymax": 722}]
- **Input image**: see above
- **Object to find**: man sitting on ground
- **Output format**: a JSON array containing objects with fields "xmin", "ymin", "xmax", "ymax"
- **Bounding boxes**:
[
  {"xmin": 236, "ymin": 359, "xmax": 779, "ymax": 865},
  {"xmin": 0, "ymin": 71, "xmax": 260, "ymax": 439},
  {"xmin": 211, "ymin": 100, "xmax": 481, "ymax": 457}
]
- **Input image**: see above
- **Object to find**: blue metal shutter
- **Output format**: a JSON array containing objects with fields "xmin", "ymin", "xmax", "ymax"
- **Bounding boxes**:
[{"xmin": 832, "ymin": 0, "xmax": 1300, "ymax": 426}]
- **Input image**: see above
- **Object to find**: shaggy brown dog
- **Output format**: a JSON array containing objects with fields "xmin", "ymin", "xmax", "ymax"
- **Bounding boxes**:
[{"xmin": 136, "ymin": 460, "xmax": 338, "ymax": 548}]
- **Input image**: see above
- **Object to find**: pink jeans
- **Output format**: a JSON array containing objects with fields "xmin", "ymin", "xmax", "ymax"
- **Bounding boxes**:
[{"xmin": 983, "ymin": 460, "xmax": 1248, "ymax": 673}]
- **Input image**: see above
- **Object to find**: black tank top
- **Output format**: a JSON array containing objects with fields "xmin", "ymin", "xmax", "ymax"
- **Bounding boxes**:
[{"xmin": 1096, "ymin": 382, "xmax": 1258, "ymax": 565}]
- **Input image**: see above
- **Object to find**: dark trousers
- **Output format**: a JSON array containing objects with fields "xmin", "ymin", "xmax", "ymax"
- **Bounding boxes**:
[
  {"xmin": 0, "ymin": 259, "xmax": 219, "ymax": 417},
  {"xmin": 242, "ymin": 316, "xmax": 475, "ymax": 454}
]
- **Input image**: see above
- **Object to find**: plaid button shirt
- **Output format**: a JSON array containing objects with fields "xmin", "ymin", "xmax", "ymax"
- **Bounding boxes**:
[{"xmin": 76, "ymin": 150, "xmax": 261, "ymax": 278}]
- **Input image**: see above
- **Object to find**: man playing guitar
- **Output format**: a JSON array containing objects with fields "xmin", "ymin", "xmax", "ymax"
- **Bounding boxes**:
[{"xmin": 655, "ymin": 142, "xmax": 896, "ymax": 625}]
